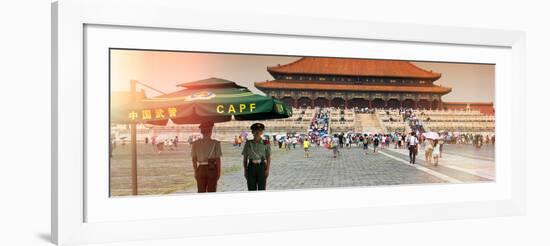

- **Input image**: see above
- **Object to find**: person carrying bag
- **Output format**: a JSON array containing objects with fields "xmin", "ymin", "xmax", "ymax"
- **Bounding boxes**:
[{"xmin": 407, "ymin": 132, "xmax": 419, "ymax": 164}]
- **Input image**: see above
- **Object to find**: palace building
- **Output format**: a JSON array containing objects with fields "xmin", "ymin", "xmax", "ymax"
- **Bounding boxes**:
[{"xmin": 255, "ymin": 57, "xmax": 453, "ymax": 110}]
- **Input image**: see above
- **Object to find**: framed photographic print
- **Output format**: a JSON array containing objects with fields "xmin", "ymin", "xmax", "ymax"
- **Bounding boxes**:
[{"xmin": 52, "ymin": 0, "xmax": 526, "ymax": 245}]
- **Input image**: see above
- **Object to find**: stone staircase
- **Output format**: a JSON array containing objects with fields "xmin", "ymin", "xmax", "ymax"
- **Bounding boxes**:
[
  {"xmin": 354, "ymin": 113, "xmax": 386, "ymax": 133},
  {"xmin": 422, "ymin": 124, "xmax": 431, "ymax": 132},
  {"xmin": 404, "ymin": 121, "xmax": 412, "ymax": 134}
]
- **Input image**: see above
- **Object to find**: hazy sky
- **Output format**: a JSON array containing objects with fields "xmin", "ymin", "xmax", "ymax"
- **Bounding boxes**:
[{"xmin": 110, "ymin": 49, "xmax": 494, "ymax": 103}]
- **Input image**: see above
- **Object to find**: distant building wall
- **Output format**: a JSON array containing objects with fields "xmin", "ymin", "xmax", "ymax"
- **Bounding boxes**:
[{"xmin": 443, "ymin": 102, "xmax": 494, "ymax": 115}]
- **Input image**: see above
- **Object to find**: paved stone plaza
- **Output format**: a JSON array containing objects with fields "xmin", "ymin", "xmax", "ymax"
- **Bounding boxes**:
[
  {"xmin": 110, "ymin": 142, "xmax": 494, "ymax": 196},
  {"xmin": 176, "ymin": 143, "xmax": 494, "ymax": 194}
]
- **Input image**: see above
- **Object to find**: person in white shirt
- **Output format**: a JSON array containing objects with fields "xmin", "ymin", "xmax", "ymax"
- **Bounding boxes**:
[{"xmin": 407, "ymin": 132, "xmax": 419, "ymax": 164}]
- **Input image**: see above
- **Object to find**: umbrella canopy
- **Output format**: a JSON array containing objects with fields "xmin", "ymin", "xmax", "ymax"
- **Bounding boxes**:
[
  {"xmin": 113, "ymin": 77, "xmax": 292, "ymax": 125},
  {"xmin": 422, "ymin": 131, "xmax": 440, "ymax": 140}
]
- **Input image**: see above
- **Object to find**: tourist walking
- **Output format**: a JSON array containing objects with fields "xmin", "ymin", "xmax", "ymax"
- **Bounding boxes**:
[
  {"xmin": 332, "ymin": 134, "xmax": 340, "ymax": 157},
  {"xmin": 363, "ymin": 134, "xmax": 370, "ymax": 154},
  {"xmin": 407, "ymin": 132, "xmax": 419, "ymax": 164},
  {"xmin": 191, "ymin": 121, "xmax": 222, "ymax": 193},
  {"xmin": 167, "ymin": 138, "xmax": 174, "ymax": 151},
  {"xmin": 439, "ymin": 140, "xmax": 444, "ymax": 158},
  {"xmin": 373, "ymin": 135, "xmax": 379, "ymax": 153},
  {"xmin": 242, "ymin": 123, "xmax": 271, "ymax": 191},
  {"xmin": 151, "ymin": 136, "xmax": 157, "ymax": 151},
  {"xmin": 424, "ymin": 139, "xmax": 434, "ymax": 165},
  {"xmin": 156, "ymin": 140, "xmax": 164, "ymax": 154},
  {"xmin": 432, "ymin": 140, "xmax": 441, "ymax": 166},
  {"xmin": 285, "ymin": 137, "xmax": 291, "ymax": 151},
  {"xmin": 303, "ymin": 138, "xmax": 311, "ymax": 158},
  {"xmin": 475, "ymin": 135, "xmax": 482, "ymax": 149},
  {"xmin": 237, "ymin": 136, "xmax": 243, "ymax": 147}
]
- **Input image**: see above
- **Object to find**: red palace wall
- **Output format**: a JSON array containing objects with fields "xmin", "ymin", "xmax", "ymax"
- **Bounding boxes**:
[{"xmin": 443, "ymin": 102, "xmax": 494, "ymax": 115}]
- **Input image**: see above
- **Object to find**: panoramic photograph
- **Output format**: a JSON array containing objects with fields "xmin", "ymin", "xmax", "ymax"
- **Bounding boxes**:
[{"xmin": 109, "ymin": 49, "xmax": 495, "ymax": 196}]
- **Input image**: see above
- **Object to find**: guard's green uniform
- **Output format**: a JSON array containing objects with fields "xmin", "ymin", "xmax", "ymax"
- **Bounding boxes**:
[{"xmin": 242, "ymin": 139, "xmax": 271, "ymax": 191}]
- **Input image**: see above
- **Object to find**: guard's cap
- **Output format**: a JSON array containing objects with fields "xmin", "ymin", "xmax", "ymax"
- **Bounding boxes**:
[
  {"xmin": 199, "ymin": 121, "xmax": 214, "ymax": 129},
  {"xmin": 250, "ymin": 122, "xmax": 265, "ymax": 131}
]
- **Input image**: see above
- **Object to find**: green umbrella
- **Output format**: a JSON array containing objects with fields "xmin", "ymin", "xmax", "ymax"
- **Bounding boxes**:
[
  {"xmin": 112, "ymin": 77, "xmax": 293, "ymax": 125},
  {"xmin": 113, "ymin": 78, "xmax": 292, "ymax": 196}
]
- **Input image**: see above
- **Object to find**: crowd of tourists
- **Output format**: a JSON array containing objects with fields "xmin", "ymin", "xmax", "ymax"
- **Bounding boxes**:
[
  {"xmin": 353, "ymin": 107, "xmax": 376, "ymax": 114},
  {"xmin": 117, "ymin": 107, "xmax": 494, "ymax": 170},
  {"xmin": 310, "ymin": 108, "xmax": 329, "ymax": 136},
  {"xmin": 233, "ymin": 135, "xmax": 245, "ymax": 147},
  {"xmin": 142, "ymin": 135, "xmax": 180, "ymax": 154},
  {"xmin": 400, "ymin": 108, "xmax": 423, "ymax": 133},
  {"xmin": 452, "ymin": 133, "xmax": 495, "ymax": 147}
]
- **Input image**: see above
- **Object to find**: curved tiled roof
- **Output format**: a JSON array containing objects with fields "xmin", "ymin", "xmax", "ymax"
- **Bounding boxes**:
[
  {"xmin": 255, "ymin": 80, "xmax": 452, "ymax": 94},
  {"xmin": 176, "ymin": 77, "xmax": 245, "ymax": 89},
  {"xmin": 268, "ymin": 57, "xmax": 441, "ymax": 80}
]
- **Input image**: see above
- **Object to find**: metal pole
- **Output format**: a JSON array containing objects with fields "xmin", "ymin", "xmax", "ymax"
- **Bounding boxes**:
[
  {"xmin": 135, "ymin": 81, "xmax": 167, "ymax": 95},
  {"xmin": 130, "ymin": 80, "xmax": 138, "ymax": 195}
]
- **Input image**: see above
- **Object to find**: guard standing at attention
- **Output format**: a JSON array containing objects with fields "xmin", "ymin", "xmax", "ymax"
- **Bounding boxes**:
[
  {"xmin": 191, "ymin": 121, "xmax": 222, "ymax": 193},
  {"xmin": 242, "ymin": 123, "xmax": 271, "ymax": 191}
]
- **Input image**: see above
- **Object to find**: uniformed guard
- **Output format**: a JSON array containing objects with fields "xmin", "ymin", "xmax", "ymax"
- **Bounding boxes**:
[
  {"xmin": 242, "ymin": 123, "xmax": 271, "ymax": 191},
  {"xmin": 191, "ymin": 121, "xmax": 222, "ymax": 193}
]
